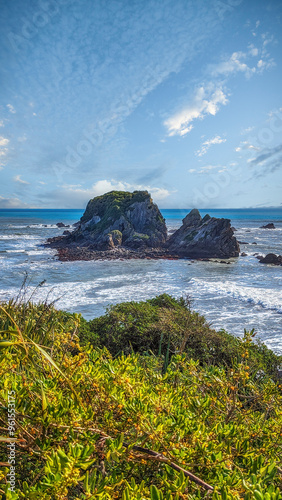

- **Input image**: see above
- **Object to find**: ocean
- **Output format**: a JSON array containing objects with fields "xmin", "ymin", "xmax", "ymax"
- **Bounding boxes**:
[{"xmin": 0, "ymin": 208, "xmax": 281, "ymax": 353}]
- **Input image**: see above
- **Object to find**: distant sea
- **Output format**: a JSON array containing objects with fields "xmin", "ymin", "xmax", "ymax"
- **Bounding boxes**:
[{"xmin": 0, "ymin": 208, "xmax": 281, "ymax": 353}]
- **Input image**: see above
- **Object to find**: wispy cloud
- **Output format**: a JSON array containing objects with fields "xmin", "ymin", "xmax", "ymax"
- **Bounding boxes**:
[
  {"xmin": 7, "ymin": 104, "xmax": 16, "ymax": 114},
  {"xmin": 164, "ymin": 84, "xmax": 228, "ymax": 137},
  {"xmin": 235, "ymin": 141, "xmax": 260, "ymax": 153},
  {"xmin": 164, "ymin": 32, "xmax": 276, "ymax": 139},
  {"xmin": 210, "ymin": 51, "xmax": 256, "ymax": 79},
  {"xmin": 0, "ymin": 196, "xmax": 30, "ymax": 208},
  {"xmin": 249, "ymin": 143, "xmax": 282, "ymax": 166},
  {"xmin": 195, "ymin": 135, "xmax": 226, "ymax": 157},
  {"xmin": 13, "ymin": 175, "xmax": 30, "ymax": 185},
  {"xmin": 189, "ymin": 164, "xmax": 224, "ymax": 175}
]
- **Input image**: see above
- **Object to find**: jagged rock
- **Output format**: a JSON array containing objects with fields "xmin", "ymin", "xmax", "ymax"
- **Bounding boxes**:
[
  {"xmin": 47, "ymin": 194, "xmax": 240, "ymax": 261},
  {"xmin": 56, "ymin": 222, "xmax": 66, "ymax": 228},
  {"xmin": 259, "ymin": 253, "xmax": 282, "ymax": 266},
  {"xmin": 63, "ymin": 230, "xmax": 71, "ymax": 236},
  {"xmin": 167, "ymin": 209, "xmax": 240, "ymax": 258},
  {"xmin": 66, "ymin": 190, "xmax": 167, "ymax": 250},
  {"xmin": 260, "ymin": 223, "xmax": 276, "ymax": 229},
  {"xmin": 241, "ymin": 252, "xmax": 247, "ymax": 257}
]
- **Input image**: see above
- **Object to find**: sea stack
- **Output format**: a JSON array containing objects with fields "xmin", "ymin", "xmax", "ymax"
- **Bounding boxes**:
[
  {"xmin": 47, "ymin": 191, "xmax": 240, "ymax": 260},
  {"xmin": 167, "ymin": 209, "xmax": 240, "ymax": 258},
  {"xmin": 65, "ymin": 190, "xmax": 167, "ymax": 250}
]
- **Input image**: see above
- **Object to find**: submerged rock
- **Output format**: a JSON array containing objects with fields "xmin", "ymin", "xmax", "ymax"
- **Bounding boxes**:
[{"xmin": 167, "ymin": 209, "xmax": 240, "ymax": 258}]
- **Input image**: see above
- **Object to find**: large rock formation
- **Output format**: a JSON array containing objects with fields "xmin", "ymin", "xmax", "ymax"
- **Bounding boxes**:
[
  {"xmin": 47, "ymin": 192, "xmax": 240, "ymax": 260},
  {"xmin": 167, "ymin": 209, "xmax": 240, "ymax": 258},
  {"xmin": 66, "ymin": 190, "xmax": 167, "ymax": 250}
]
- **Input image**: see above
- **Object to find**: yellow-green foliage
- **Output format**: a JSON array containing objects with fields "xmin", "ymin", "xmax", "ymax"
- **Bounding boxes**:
[{"xmin": 0, "ymin": 301, "xmax": 282, "ymax": 499}]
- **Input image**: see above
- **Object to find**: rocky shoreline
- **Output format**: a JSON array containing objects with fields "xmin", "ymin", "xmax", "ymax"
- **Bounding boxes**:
[{"xmin": 48, "ymin": 239, "xmax": 180, "ymax": 262}]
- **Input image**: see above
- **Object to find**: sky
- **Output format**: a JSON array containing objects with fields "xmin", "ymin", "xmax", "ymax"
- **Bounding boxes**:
[{"xmin": 0, "ymin": 0, "xmax": 282, "ymax": 209}]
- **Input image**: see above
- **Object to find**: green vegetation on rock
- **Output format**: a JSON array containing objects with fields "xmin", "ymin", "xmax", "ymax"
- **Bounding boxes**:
[{"xmin": 0, "ymin": 297, "xmax": 282, "ymax": 499}]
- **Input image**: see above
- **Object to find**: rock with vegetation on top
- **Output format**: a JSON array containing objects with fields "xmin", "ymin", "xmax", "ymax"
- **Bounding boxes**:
[
  {"xmin": 167, "ymin": 209, "xmax": 240, "ymax": 258},
  {"xmin": 68, "ymin": 190, "xmax": 167, "ymax": 250}
]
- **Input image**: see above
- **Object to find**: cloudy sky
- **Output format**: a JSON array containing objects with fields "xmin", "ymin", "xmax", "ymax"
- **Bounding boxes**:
[{"xmin": 0, "ymin": 0, "xmax": 282, "ymax": 209}]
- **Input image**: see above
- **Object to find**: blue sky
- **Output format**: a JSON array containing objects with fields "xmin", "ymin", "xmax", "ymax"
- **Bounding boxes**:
[{"xmin": 0, "ymin": 0, "xmax": 282, "ymax": 209}]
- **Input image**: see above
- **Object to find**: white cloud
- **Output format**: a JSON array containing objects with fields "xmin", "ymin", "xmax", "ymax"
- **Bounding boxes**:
[
  {"xmin": 248, "ymin": 44, "xmax": 259, "ymax": 57},
  {"xmin": 14, "ymin": 175, "xmax": 30, "ymax": 185},
  {"xmin": 55, "ymin": 179, "xmax": 172, "ymax": 207},
  {"xmin": 7, "ymin": 104, "xmax": 16, "ymax": 114},
  {"xmin": 0, "ymin": 196, "xmax": 30, "ymax": 208},
  {"xmin": 0, "ymin": 136, "xmax": 9, "ymax": 146},
  {"xmin": 210, "ymin": 51, "xmax": 256, "ymax": 79},
  {"xmin": 0, "ymin": 121, "xmax": 4, "ymax": 127},
  {"xmin": 195, "ymin": 135, "xmax": 226, "ymax": 157},
  {"xmin": 241, "ymin": 126, "xmax": 255, "ymax": 135},
  {"xmin": 164, "ymin": 85, "xmax": 228, "ymax": 137},
  {"xmin": 257, "ymin": 58, "xmax": 275, "ymax": 72}
]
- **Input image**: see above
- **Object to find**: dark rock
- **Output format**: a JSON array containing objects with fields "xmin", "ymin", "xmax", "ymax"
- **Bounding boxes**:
[
  {"xmin": 167, "ymin": 209, "xmax": 240, "ymax": 259},
  {"xmin": 260, "ymin": 223, "xmax": 275, "ymax": 229},
  {"xmin": 238, "ymin": 241, "xmax": 249, "ymax": 244},
  {"xmin": 63, "ymin": 230, "xmax": 71, "ymax": 236},
  {"xmin": 56, "ymin": 222, "xmax": 66, "ymax": 228},
  {"xmin": 241, "ymin": 252, "xmax": 247, "ymax": 257},
  {"xmin": 65, "ymin": 190, "xmax": 167, "ymax": 251},
  {"xmin": 252, "ymin": 242, "xmax": 257, "ymax": 245},
  {"xmin": 47, "ymin": 193, "xmax": 240, "ymax": 261},
  {"xmin": 259, "ymin": 253, "xmax": 282, "ymax": 266},
  {"xmin": 231, "ymin": 226, "xmax": 237, "ymax": 232}
]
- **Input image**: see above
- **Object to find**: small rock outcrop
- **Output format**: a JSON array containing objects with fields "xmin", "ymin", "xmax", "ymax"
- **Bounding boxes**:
[
  {"xmin": 64, "ymin": 190, "xmax": 167, "ymax": 250},
  {"xmin": 259, "ymin": 254, "xmax": 282, "ymax": 266},
  {"xmin": 167, "ymin": 209, "xmax": 240, "ymax": 258},
  {"xmin": 260, "ymin": 223, "xmax": 276, "ymax": 229}
]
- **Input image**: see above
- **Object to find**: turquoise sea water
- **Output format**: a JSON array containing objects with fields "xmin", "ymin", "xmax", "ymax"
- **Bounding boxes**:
[{"xmin": 0, "ymin": 208, "xmax": 281, "ymax": 352}]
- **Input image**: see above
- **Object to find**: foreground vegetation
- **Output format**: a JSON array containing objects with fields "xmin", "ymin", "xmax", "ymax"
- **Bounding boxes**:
[{"xmin": 0, "ymin": 296, "xmax": 282, "ymax": 499}]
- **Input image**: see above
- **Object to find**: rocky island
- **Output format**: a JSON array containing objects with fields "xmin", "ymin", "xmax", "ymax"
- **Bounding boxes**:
[{"xmin": 47, "ymin": 190, "xmax": 240, "ymax": 261}]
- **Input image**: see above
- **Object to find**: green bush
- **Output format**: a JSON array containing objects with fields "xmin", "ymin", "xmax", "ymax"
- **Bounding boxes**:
[
  {"xmin": 1, "ymin": 298, "xmax": 282, "ymax": 499},
  {"xmin": 82, "ymin": 294, "xmax": 281, "ymax": 379}
]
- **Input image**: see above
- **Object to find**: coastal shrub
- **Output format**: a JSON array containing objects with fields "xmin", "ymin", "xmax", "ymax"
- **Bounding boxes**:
[
  {"xmin": 82, "ymin": 294, "xmax": 281, "ymax": 378},
  {"xmin": 0, "ymin": 301, "xmax": 282, "ymax": 499}
]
